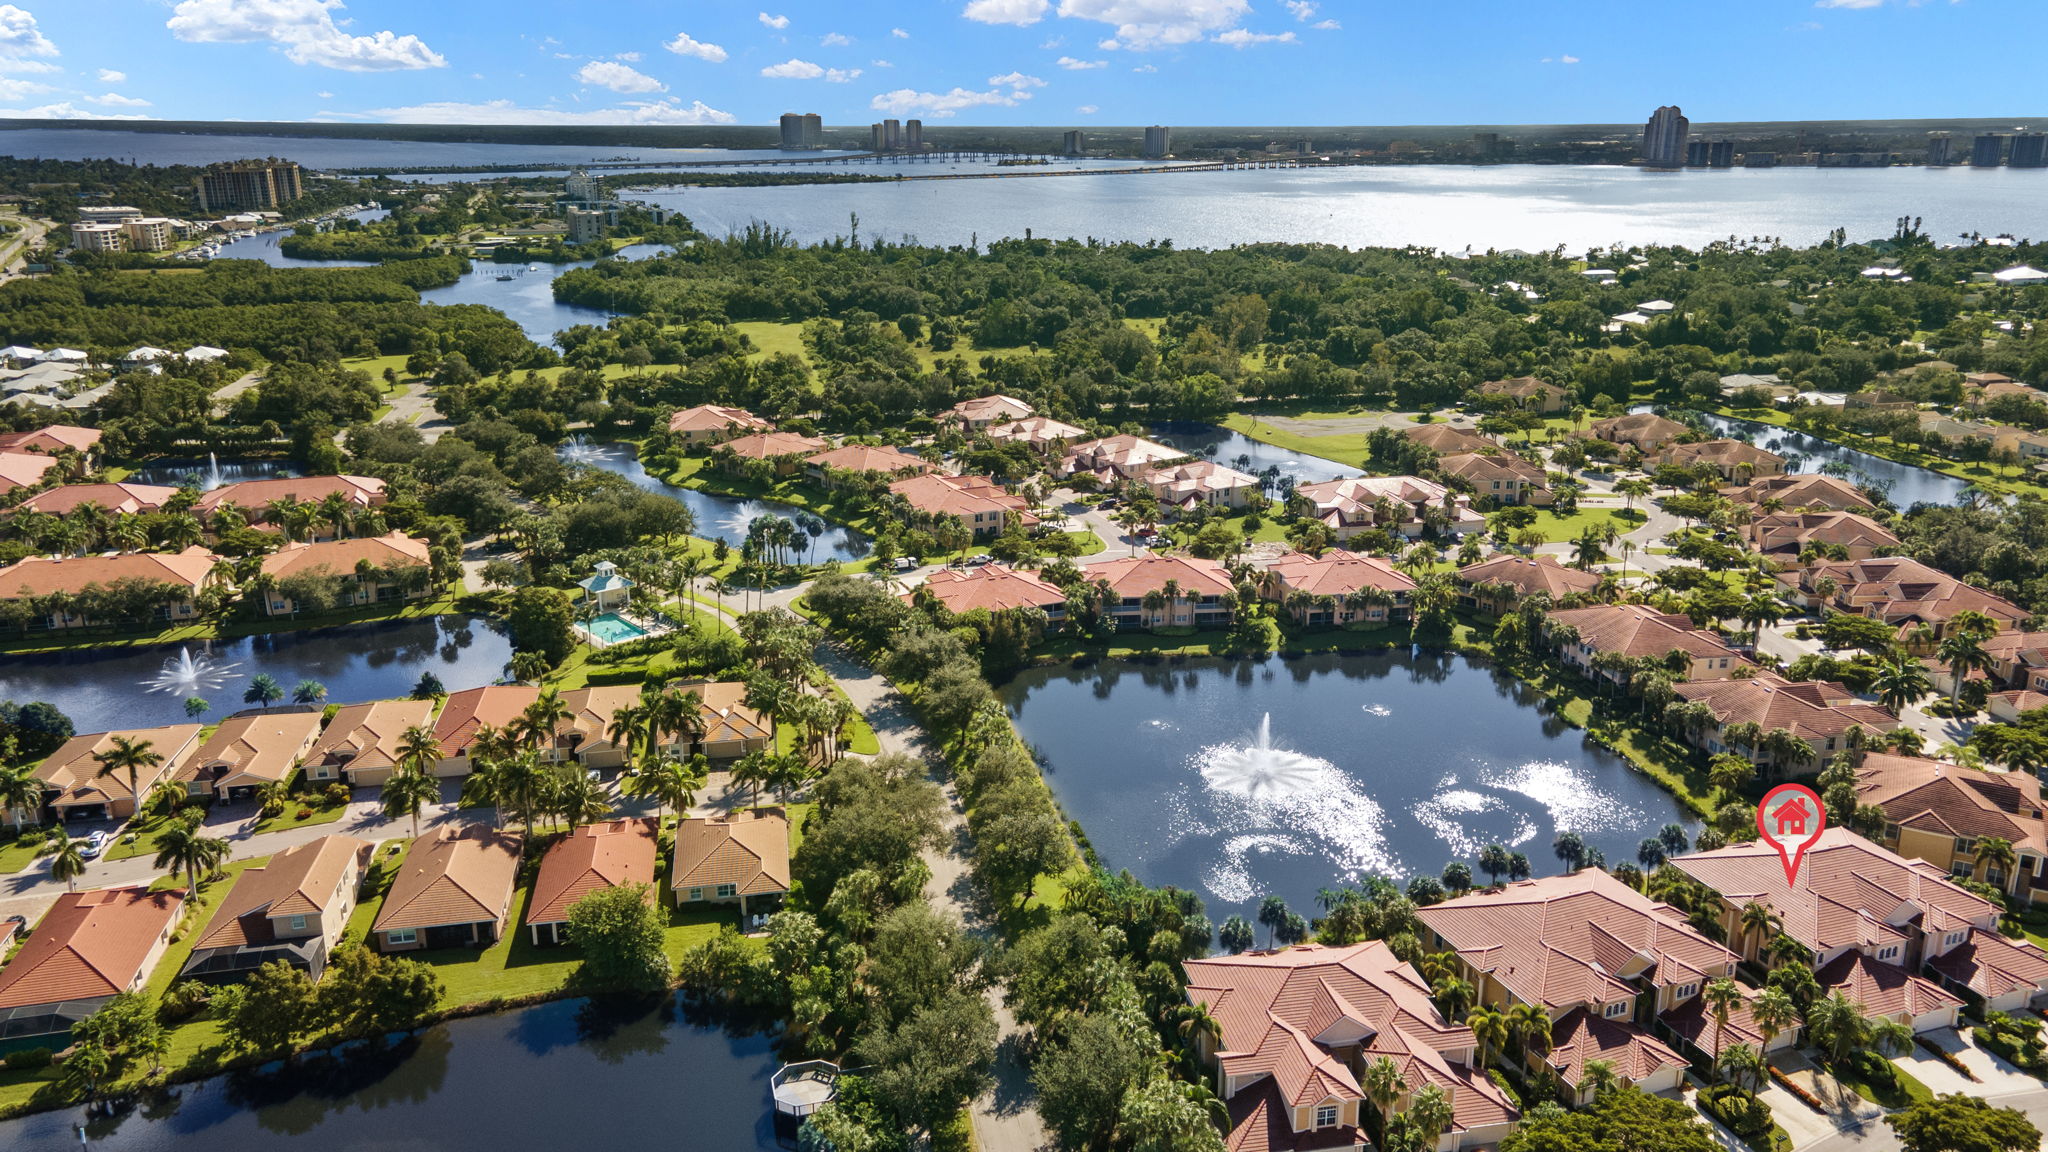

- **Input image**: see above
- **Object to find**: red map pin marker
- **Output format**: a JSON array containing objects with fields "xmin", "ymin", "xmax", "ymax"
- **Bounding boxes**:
[{"xmin": 1757, "ymin": 783, "xmax": 1826, "ymax": 885}]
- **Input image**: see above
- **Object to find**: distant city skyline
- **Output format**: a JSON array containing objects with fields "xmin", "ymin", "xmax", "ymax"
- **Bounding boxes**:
[{"xmin": 0, "ymin": 1, "xmax": 2042, "ymax": 128}]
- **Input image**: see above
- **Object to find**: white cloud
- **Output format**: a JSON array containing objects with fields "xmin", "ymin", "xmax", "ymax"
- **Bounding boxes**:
[
  {"xmin": 96, "ymin": 68, "xmax": 126, "ymax": 84},
  {"xmin": 891, "ymin": 27, "xmax": 910, "ymax": 38},
  {"xmin": 963, "ymin": 0, "xmax": 1050, "ymax": 26},
  {"xmin": 1560, "ymin": 54, "xmax": 1580, "ymax": 63},
  {"xmin": 826, "ymin": 68, "xmax": 860, "ymax": 82},
  {"xmin": 0, "ymin": 101, "xmax": 149, "ymax": 120},
  {"xmin": 615, "ymin": 51, "xmax": 640, "ymax": 62},
  {"xmin": 577, "ymin": 59, "xmax": 664, "ymax": 93},
  {"xmin": 1076, "ymin": 104, "xmax": 1097, "ymax": 114},
  {"xmin": 363, "ymin": 97, "xmax": 735, "ymax": 125},
  {"xmin": 988, "ymin": 70, "xmax": 1046, "ymax": 87},
  {"xmin": 761, "ymin": 58, "xmax": 822, "ymax": 78},
  {"xmin": 1312, "ymin": 18, "xmax": 1339, "ymax": 29},
  {"xmin": 1059, "ymin": 0, "xmax": 1251, "ymax": 50},
  {"xmin": 821, "ymin": 32, "xmax": 852, "ymax": 46},
  {"xmin": 0, "ymin": 74, "xmax": 49, "ymax": 100},
  {"xmin": 318, "ymin": 89, "xmax": 334, "ymax": 98},
  {"xmin": 1056, "ymin": 55, "xmax": 1106, "ymax": 68},
  {"xmin": 665, "ymin": 32, "xmax": 728, "ymax": 63},
  {"xmin": 758, "ymin": 12, "xmax": 789, "ymax": 29},
  {"xmin": 166, "ymin": 0, "xmax": 445, "ymax": 72},
  {"xmin": 871, "ymin": 58, "xmax": 894, "ymax": 67},
  {"xmin": 1282, "ymin": 0, "xmax": 1316, "ymax": 18},
  {"xmin": 88, "ymin": 91, "xmax": 151, "ymax": 107},
  {"xmin": 1131, "ymin": 63, "xmax": 1156, "ymax": 72},
  {"xmin": 870, "ymin": 86, "xmax": 1028, "ymax": 117},
  {"xmin": 1212, "ymin": 28, "xmax": 1295, "ymax": 47},
  {"xmin": 0, "ymin": 6, "xmax": 57, "ymax": 61}
]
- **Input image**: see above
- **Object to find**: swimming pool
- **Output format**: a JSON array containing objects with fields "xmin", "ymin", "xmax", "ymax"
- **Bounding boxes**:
[{"xmin": 583, "ymin": 612, "xmax": 648, "ymax": 645}]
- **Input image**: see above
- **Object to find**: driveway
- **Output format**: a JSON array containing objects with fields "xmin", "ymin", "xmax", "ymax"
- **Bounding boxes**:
[
  {"xmin": 1902, "ymin": 1027, "xmax": 2038, "ymax": 1096},
  {"xmin": 1763, "ymin": 1050, "xmax": 1882, "ymax": 1149}
]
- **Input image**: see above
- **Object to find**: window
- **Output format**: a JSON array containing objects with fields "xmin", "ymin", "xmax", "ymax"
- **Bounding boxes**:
[
  {"xmin": 1674, "ymin": 982, "xmax": 1699, "ymax": 1001},
  {"xmin": 716, "ymin": 883, "xmax": 738, "ymax": 898},
  {"xmin": 1877, "ymin": 945, "xmax": 1899, "ymax": 962},
  {"xmin": 385, "ymin": 928, "xmax": 416, "ymax": 945},
  {"xmin": 288, "ymin": 915, "xmax": 307, "ymax": 932},
  {"xmin": 687, "ymin": 887, "xmax": 704, "ymax": 902},
  {"xmin": 1882, "ymin": 823, "xmax": 1901, "ymax": 841},
  {"xmin": 1314, "ymin": 1105, "xmax": 1338, "ymax": 1129},
  {"xmin": 1944, "ymin": 931, "xmax": 1965, "ymax": 947},
  {"xmin": 1603, "ymin": 1001, "xmax": 1629, "ymax": 1018},
  {"xmin": 1955, "ymin": 837, "xmax": 1977, "ymax": 856}
]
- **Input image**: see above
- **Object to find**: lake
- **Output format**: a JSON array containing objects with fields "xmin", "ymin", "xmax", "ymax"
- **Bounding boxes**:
[
  {"xmin": 0, "ymin": 997, "xmax": 784, "ymax": 1151},
  {"xmin": 0, "ymin": 615, "xmax": 512, "ymax": 731},
  {"xmin": 1688, "ymin": 411, "xmax": 1972, "ymax": 508},
  {"xmin": 640, "ymin": 163, "xmax": 2048, "ymax": 252},
  {"xmin": 413, "ymin": 243, "xmax": 673, "ymax": 346},
  {"xmin": 1149, "ymin": 423, "xmax": 1355, "ymax": 487},
  {"xmin": 1003, "ymin": 651, "xmax": 1695, "ymax": 920},
  {"xmin": 562, "ymin": 440, "xmax": 871, "ymax": 563}
]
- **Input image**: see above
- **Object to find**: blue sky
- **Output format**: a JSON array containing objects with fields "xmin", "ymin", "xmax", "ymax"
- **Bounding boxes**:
[{"xmin": 0, "ymin": 1, "xmax": 2040, "ymax": 127}]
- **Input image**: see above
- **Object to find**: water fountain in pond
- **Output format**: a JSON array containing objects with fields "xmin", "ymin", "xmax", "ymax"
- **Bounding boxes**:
[
  {"xmin": 560, "ymin": 434, "xmax": 601, "ymax": 464},
  {"xmin": 201, "ymin": 452, "xmax": 226, "ymax": 491},
  {"xmin": 718, "ymin": 500, "xmax": 788, "ymax": 540},
  {"xmin": 1198, "ymin": 713, "xmax": 1331, "ymax": 801},
  {"xmin": 143, "ymin": 645, "xmax": 240, "ymax": 695}
]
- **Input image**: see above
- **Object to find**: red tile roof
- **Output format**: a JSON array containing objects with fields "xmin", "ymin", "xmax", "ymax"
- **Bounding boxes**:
[
  {"xmin": 433, "ymin": 685, "xmax": 541, "ymax": 757},
  {"xmin": 16, "ymin": 482, "xmax": 180, "ymax": 516},
  {"xmin": 1815, "ymin": 951, "xmax": 1963, "ymax": 1019},
  {"xmin": 1456, "ymin": 553, "xmax": 1602, "ymax": 600},
  {"xmin": 1546, "ymin": 1007, "xmax": 1689, "ymax": 1087},
  {"xmin": 667, "ymin": 404, "xmax": 773, "ymax": 437},
  {"xmin": 1264, "ymin": 552, "xmax": 1415, "ymax": 599},
  {"xmin": 1855, "ymin": 753, "xmax": 2048, "ymax": 859},
  {"xmin": 193, "ymin": 475, "xmax": 386, "ymax": 517},
  {"xmin": 1549, "ymin": 603, "xmax": 1747, "ymax": 664},
  {"xmin": 1660, "ymin": 439, "xmax": 1787, "ymax": 471},
  {"xmin": 0, "ymin": 452, "xmax": 58, "ymax": 494},
  {"xmin": 673, "ymin": 810, "xmax": 790, "ymax": 895},
  {"xmin": 1223, "ymin": 1079, "xmax": 1364, "ymax": 1152},
  {"xmin": 191, "ymin": 835, "xmax": 371, "ymax": 950},
  {"xmin": 1748, "ymin": 512, "xmax": 1900, "ymax": 555},
  {"xmin": 913, "ymin": 565, "xmax": 1068, "ymax": 614},
  {"xmin": 1927, "ymin": 930, "xmax": 2048, "ymax": 1002},
  {"xmin": 0, "ymin": 888, "xmax": 183, "ymax": 1010},
  {"xmin": 258, "ymin": 532, "xmax": 430, "ymax": 580},
  {"xmin": 35, "ymin": 725, "xmax": 203, "ymax": 808},
  {"xmin": 804, "ymin": 443, "xmax": 933, "ymax": 476},
  {"xmin": 0, "ymin": 546, "xmax": 218, "ymax": 600},
  {"xmin": 374, "ymin": 826, "xmax": 523, "ymax": 932},
  {"xmin": 308, "ymin": 698, "xmax": 439, "ymax": 775},
  {"xmin": 1086, "ymin": 554, "xmax": 1236, "ymax": 600},
  {"xmin": 0, "ymin": 425, "xmax": 101, "ymax": 454},
  {"xmin": 527, "ymin": 818, "xmax": 659, "ymax": 926},
  {"xmin": 1787, "ymin": 557, "xmax": 2029, "ymax": 630},
  {"xmin": 1589, "ymin": 413, "xmax": 1688, "ymax": 448},
  {"xmin": 1402, "ymin": 425, "xmax": 1494, "ymax": 454},
  {"xmin": 888, "ymin": 472, "xmax": 1037, "ymax": 525},
  {"xmin": 1729, "ymin": 474, "xmax": 1875, "ymax": 512},
  {"xmin": 1673, "ymin": 673, "xmax": 1899, "ymax": 744},
  {"xmin": 716, "ymin": 431, "xmax": 828, "ymax": 460}
]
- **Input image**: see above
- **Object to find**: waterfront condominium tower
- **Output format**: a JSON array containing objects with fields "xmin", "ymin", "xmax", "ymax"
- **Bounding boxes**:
[
  {"xmin": 778, "ymin": 113, "xmax": 823, "ymax": 149},
  {"xmin": 193, "ymin": 159, "xmax": 303, "ymax": 211},
  {"xmin": 1641, "ymin": 106, "xmax": 1689, "ymax": 168},
  {"xmin": 1143, "ymin": 125, "xmax": 1172, "ymax": 158}
]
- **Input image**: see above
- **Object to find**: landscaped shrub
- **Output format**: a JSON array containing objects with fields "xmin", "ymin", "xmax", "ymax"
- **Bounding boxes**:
[
  {"xmin": 321, "ymin": 782, "xmax": 351, "ymax": 807},
  {"xmin": 1701, "ymin": 1083, "xmax": 1774, "ymax": 1144},
  {"xmin": 2, "ymin": 1047, "xmax": 50, "ymax": 1071},
  {"xmin": 1972, "ymin": 1012, "xmax": 2047, "ymax": 1075},
  {"xmin": 1767, "ymin": 1064, "xmax": 1825, "ymax": 1112},
  {"xmin": 1916, "ymin": 1032, "xmax": 1983, "ymax": 1082},
  {"xmin": 158, "ymin": 980, "xmax": 212, "ymax": 1024},
  {"xmin": 294, "ymin": 807, "xmax": 314, "ymax": 820}
]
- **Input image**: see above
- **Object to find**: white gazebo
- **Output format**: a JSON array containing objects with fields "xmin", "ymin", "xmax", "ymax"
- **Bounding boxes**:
[{"xmin": 576, "ymin": 560, "xmax": 634, "ymax": 611}]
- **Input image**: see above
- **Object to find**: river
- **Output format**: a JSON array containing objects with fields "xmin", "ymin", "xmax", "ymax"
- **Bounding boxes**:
[{"xmin": 0, "ymin": 997, "xmax": 784, "ymax": 1151}]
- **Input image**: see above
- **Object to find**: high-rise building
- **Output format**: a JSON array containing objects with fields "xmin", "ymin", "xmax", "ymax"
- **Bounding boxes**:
[
  {"xmin": 193, "ymin": 159, "xmax": 303, "ymax": 212},
  {"xmin": 802, "ymin": 113, "xmax": 822, "ymax": 149},
  {"xmin": 1684, "ymin": 140, "xmax": 1710, "ymax": 167},
  {"xmin": 68, "ymin": 221, "xmax": 125, "ymax": 253},
  {"xmin": 2011, "ymin": 134, "xmax": 2047, "ymax": 169},
  {"xmin": 1972, "ymin": 134, "xmax": 2007, "ymax": 167},
  {"xmin": 1063, "ymin": 130, "xmax": 1086, "ymax": 156},
  {"xmin": 1925, "ymin": 132, "xmax": 1953, "ymax": 167},
  {"xmin": 1640, "ymin": 106, "xmax": 1689, "ymax": 168},
  {"xmin": 121, "ymin": 218, "xmax": 175, "ymax": 252},
  {"xmin": 883, "ymin": 119, "xmax": 902, "ymax": 150},
  {"xmin": 869, "ymin": 122, "xmax": 886, "ymax": 151},
  {"xmin": 1708, "ymin": 140, "xmax": 1734, "ymax": 168},
  {"xmin": 779, "ymin": 113, "xmax": 804, "ymax": 150},
  {"xmin": 564, "ymin": 169, "xmax": 601, "ymax": 203},
  {"xmin": 565, "ymin": 207, "xmax": 608, "ymax": 245},
  {"xmin": 1142, "ymin": 125, "xmax": 1172, "ymax": 158},
  {"xmin": 905, "ymin": 119, "xmax": 923, "ymax": 150}
]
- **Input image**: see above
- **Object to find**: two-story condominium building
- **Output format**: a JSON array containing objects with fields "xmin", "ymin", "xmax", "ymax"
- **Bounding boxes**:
[
  {"xmin": 1745, "ymin": 511, "xmax": 1900, "ymax": 561},
  {"xmin": 1657, "ymin": 439, "xmax": 1787, "ymax": 482},
  {"xmin": 1057, "ymin": 434, "xmax": 1187, "ymax": 484},
  {"xmin": 0, "ymin": 547, "xmax": 218, "ymax": 630},
  {"xmin": 1546, "ymin": 603, "xmax": 1749, "ymax": 684},
  {"xmin": 1182, "ymin": 941, "xmax": 1518, "ymax": 1152},
  {"xmin": 0, "ymin": 424, "xmax": 102, "ymax": 463},
  {"xmin": 1778, "ymin": 557, "xmax": 2030, "ymax": 638},
  {"xmin": 911, "ymin": 565, "xmax": 1069, "ymax": 621},
  {"xmin": 984, "ymin": 415, "xmax": 1089, "ymax": 454},
  {"xmin": 527, "ymin": 818, "xmax": 659, "ymax": 945},
  {"xmin": 1856, "ymin": 752, "xmax": 2048, "ymax": 902},
  {"xmin": 1261, "ymin": 552, "xmax": 1414, "ymax": 627},
  {"xmin": 194, "ymin": 475, "xmax": 388, "ymax": 538},
  {"xmin": 372, "ymin": 826, "xmax": 523, "ymax": 952},
  {"xmin": 14, "ymin": 482, "xmax": 180, "ymax": 517},
  {"xmin": 1086, "ymin": 554, "xmax": 1236, "ymax": 630},
  {"xmin": 34, "ymin": 725, "xmax": 203, "ymax": 822},
  {"xmin": 1477, "ymin": 375, "xmax": 1570, "ymax": 413},
  {"xmin": 175, "ymin": 709, "xmax": 325, "ymax": 802},
  {"xmin": 256, "ymin": 532, "xmax": 434, "ymax": 616},
  {"xmin": 1403, "ymin": 425, "xmax": 1496, "ymax": 455},
  {"xmin": 1672, "ymin": 830, "xmax": 1983, "ymax": 1033},
  {"xmin": 1293, "ymin": 476, "xmax": 1483, "ymax": 541},
  {"xmin": 1725, "ymin": 473, "xmax": 1875, "ymax": 513},
  {"xmin": 1146, "ymin": 460, "xmax": 1263, "ymax": 510},
  {"xmin": 0, "ymin": 888, "xmax": 184, "ymax": 1039},
  {"xmin": 1588, "ymin": 412, "xmax": 1688, "ymax": 453},
  {"xmin": 1671, "ymin": 673, "xmax": 1898, "ymax": 771},
  {"xmin": 1414, "ymin": 870, "xmax": 1735, "ymax": 1104},
  {"xmin": 803, "ymin": 443, "xmax": 933, "ymax": 485},
  {"xmin": 712, "ymin": 431, "xmax": 829, "ymax": 476},
  {"xmin": 887, "ymin": 473, "xmax": 1038, "ymax": 540},
  {"xmin": 1454, "ymin": 554, "xmax": 1601, "ymax": 615},
  {"xmin": 303, "ymin": 697, "xmax": 439, "ymax": 788},
  {"xmin": 943, "ymin": 393, "xmax": 1034, "ymax": 431},
  {"xmin": 179, "ymin": 835, "xmax": 372, "ymax": 982},
  {"xmin": 1931, "ymin": 630, "xmax": 2048, "ymax": 700},
  {"xmin": 1436, "ymin": 452, "xmax": 1553, "ymax": 507},
  {"xmin": 666, "ymin": 404, "xmax": 774, "ymax": 446}
]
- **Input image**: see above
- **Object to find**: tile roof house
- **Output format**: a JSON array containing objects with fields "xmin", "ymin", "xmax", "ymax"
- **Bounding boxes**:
[
  {"xmin": 1778, "ymin": 557, "xmax": 2029, "ymax": 637},
  {"xmin": 34, "ymin": 725, "xmax": 203, "ymax": 821},
  {"xmin": 673, "ymin": 809, "xmax": 790, "ymax": 915},
  {"xmin": 1402, "ymin": 424, "xmax": 1495, "ymax": 455},
  {"xmin": 1086, "ymin": 554, "xmax": 1237, "ymax": 630},
  {"xmin": 526, "ymin": 818, "xmax": 660, "ymax": 945},
  {"xmin": 0, "ymin": 424, "xmax": 102, "ymax": 457},
  {"xmin": 1856, "ymin": 752, "xmax": 2048, "ymax": 902},
  {"xmin": 1588, "ymin": 412, "xmax": 1688, "ymax": 452},
  {"xmin": 984, "ymin": 415, "xmax": 1089, "ymax": 453},
  {"xmin": 1926, "ymin": 929, "xmax": 2048, "ymax": 1013},
  {"xmin": 664, "ymin": 680, "xmax": 775, "ymax": 760},
  {"xmin": 1546, "ymin": 603, "xmax": 1749, "ymax": 684},
  {"xmin": 304, "ymin": 697, "xmax": 439, "ymax": 788},
  {"xmin": 1746, "ymin": 511, "xmax": 1901, "ymax": 560},
  {"xmin": 1657, "ymin": 439, "xmax": 1787, "ymax": 481},
  {"xmin": 1671, "ymin": 673, "xmax": 1898, "ymax": 771},
  {"xmin": 1261, "ymin": 552, "xmax": 1414, "ymax": 627},
  {"xmin": 804, "ymin": 443, "xmax": 934, "ymax": 483},
  {"xmin": 1146, "ymin": 460, "xmax": 1263, "ymax": 509},
  {"xmin": 432, "ymin": 685, "xmax": 542, "ymax": 772},
  {"xmin": 0, "ymin": 450, "xmax": 59, "ymax": 495},
  {"xmin": 944, "ymin": 393, "xmax": 1034, "ymax": 430},
  {"xmin": 887, "ymin": 473, "xmax": 1038, "ymax": 540},
  {"xmin": 1437, "ymin": 452, "xmax": 1553, "ymax": 507},
  {"xmin": 1057, "ymin": 434, "xmax": 1188, "ymax": 483},
  {"xmin": 1413, "ymin": 870, "xmax": 1731, "ymax": 1101},
  {"xmin": 15, "ymin": 482, "xmax": 180, "ymax": 517},
  {"xmin": 912, "ymin": 565, "xmax": 1069, "ymax": 618},
  {"xmin": 1294, "ymin": 476, "xmax": 1482, "ymax": 541},
  {"xmin": 179, "ymin": 835, "xmax": 372, "ymax": 983},
  {"xmin": 1726, "ymin": 474, "xmax": 1875, "ymax": 512},
  {"xmin": 194, "ymin": 475, "xmax": 388, "ymax": 536},
  {"xmin": 1183, "ymin": 941, "xmax": 1517, "ymax": 1152},
  {"xmin": 1477, "ymin": 375, "xmax": 1570, "ymax": 413},
  {"xmin": 255, "ymin": 532, "xmax": 433, "ymax": 616},
  {"xmin": 1454, "ymin": 553, "xmax": 1602, "ymax": 615},
  {"xmin": 0, "ymin": 546, "xmax": 218, "ymax": 630},
  {"xmin": 1656, "ymin": 981, "xmax": 1801, "ymax": 1064},
  {"xmin": 372, "ymin": 826, "xmax": 523, "ymax": 952},
  {"xmin": 0, "ymin": 888, "xmax": 184, "ymax": 1039},
  {"xmin": 666, "ymin": 404, "xmax": 773, "ymax": 445},
  {"xmin": 1989, "ymin": 688, "xmax": 2048, "ymax": 724},
  {"xmin": 175, "ymin": 709, "xmax": 324, "ymax": 801},
  {"xmin": 1975, "ymin": 630, "xmax": 2048, "ymax": 694},
  {"xmin": 1814, "ymin": 951, "xmax": 1963, "ymax": 1033},
  {"xmin": 713, "ymin": 431, "xmax": 830, "ymax": 475}
]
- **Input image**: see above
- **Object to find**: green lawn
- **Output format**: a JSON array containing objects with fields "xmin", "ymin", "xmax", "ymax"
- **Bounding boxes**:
[
  {"xmin": 1526, "ymin": 506, "xmax": 1645, "ymax": 544},
  {"xmin": 249, "ymin": 798, "xmax": 349, "ymax": 836},
  {"xmin": 1221, "ymin": 412, "xmax": 1371, "ymax": 469},
  {"xmin": 105, "ymin": 813, "xmax": 180, "ymax": 862},
  {"xmin": 1827, "ymin": 1053, "xmax": 1934, "ymax": 1108},
  {"xmin": 0, "ymin": 833, "xmax": 52, "ymax": 875}
]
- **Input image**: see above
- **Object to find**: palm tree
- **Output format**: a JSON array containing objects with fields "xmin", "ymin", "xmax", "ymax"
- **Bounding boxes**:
[
  {"xmin": 608, "ymin": 702, "xmax": 648, "ymax": 770},
  {"xmin": 1975, "ymin": 835, "xmax": 2018, "ymax": 888},
  {"xmin": 1704, "ymin": 978, "xmax": 1745, "ymax": 1070},
  {"xmin": 1739, "ymin": 901, "xmax": 1783, "ymax": 959},
  {"xmin": 1936, "ymin": 625, "xmax": 1994, "ymax": 708},
  {"xmin": 1432, "ymin": 975, "xmax": 1475, "ymax": 1021},
  {"xmin": 1749, "ymin": 986, "xmax": 1798, "ymax": 1053},
  {"xmin": 395, "ymin": 725, "xmax": 441, "ymax": 778},
  {"xmin": 552, "ymin": 769, "xmax": 613, "ymax": 833},
  {"xmin": 92, "ymin": 735, "xmax": 163, "ymax": 818},
  {"xmin": 1869, "ymin": 1015, "xmax": 1914, "ymax": 1059},
  {"xmin": 1579, "ymin": 1058, "xmax": 1620, "ymax": 1102},
  {"xmin": 1716, "ymin": 1044, "xmax": 1767, "ymax": 1092},
  {"xmin": 291, "ymin": 679, "xmax": 328, "ymax": 705},
  {"xmin": 1870, "ymin": 656, "xmax": 1931, "ymax": 713},
  {"xmin": 1468, "ymin": 1006, "xmax": 1509, "ymax": 1071},
  {"xmin": 623, "ymin": 753, "xmax": 707, "ymax": 824},
  {"xmin": 49, "ymin": 834, "xmax": 87, "ymax": 891},
  {"xmin": 1805, "ymin": 991, "xmax": 1869, "ymax": 1067},
  {"xmin": 730, "ymin": 749, "xmax": 776, "ymax": 809},
  {"xmin": 1406, "ymin": 1083, "xmax": 1454, "ymax": 1150},
  {"xmin": 515, "ymin": 690, "xmax": 573, "ymax": 755},
  {"xmin": 380, "ymin": 768, "xmax": 440, "ymax": 839},
  {"xmin": 1361, "ymin": 1055, "xmax": 1407, "ymax": 1145},
  {"xmin": 1174, "ymin": 1000, "xmax": 1224, "ymax": 1068},
  {"xmin": 1506, "ymin": 1001, "xmax": 1551, "ymax": 1065},
  {"xmin": 0, "ymin": 763, "xmax": 44, "ymax": 832},
  {"xmin": 151, "ymin": 822, "xmax": 230, "ymax": 893}
]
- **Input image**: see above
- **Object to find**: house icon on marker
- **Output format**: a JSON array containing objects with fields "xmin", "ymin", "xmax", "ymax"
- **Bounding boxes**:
[{"xmin": 1773, "ymin": 798, "xmax": 1811, "ymax": 837}]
